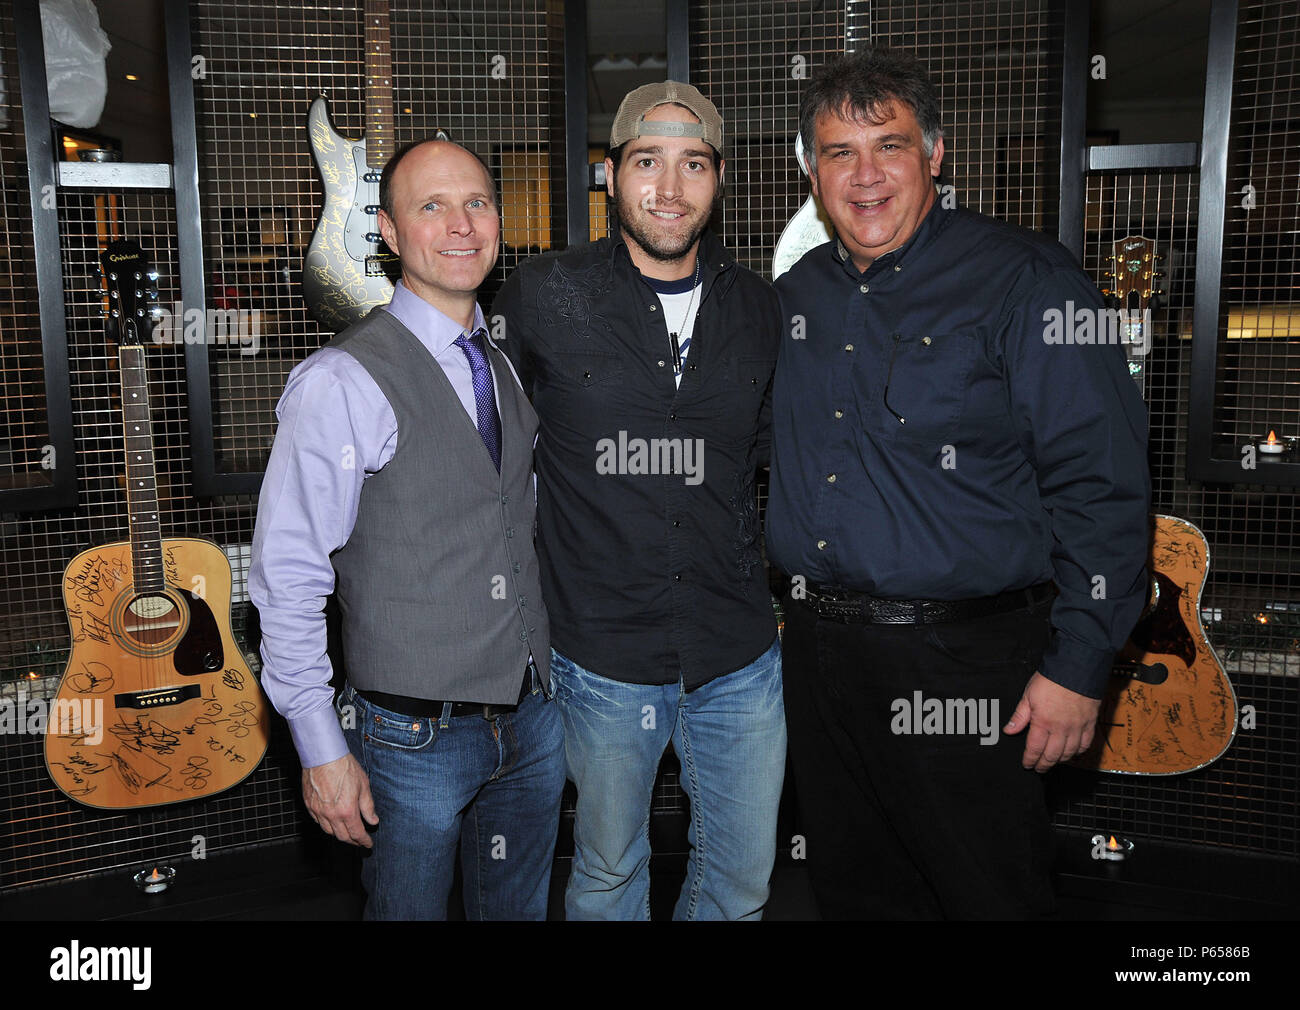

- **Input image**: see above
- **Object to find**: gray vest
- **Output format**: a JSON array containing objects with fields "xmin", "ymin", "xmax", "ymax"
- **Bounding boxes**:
[{"xmin": 327, "ymin": 309, "xmax": 548, "ymax": 703}]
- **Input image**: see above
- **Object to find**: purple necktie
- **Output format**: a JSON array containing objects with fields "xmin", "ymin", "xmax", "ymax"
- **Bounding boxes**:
[{"xmin": 454, "ymin": 330, "xmax": 501, "ymax": 472}]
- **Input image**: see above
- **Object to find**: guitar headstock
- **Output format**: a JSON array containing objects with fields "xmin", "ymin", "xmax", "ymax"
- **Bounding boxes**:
[
  {"xmin": 99, "ymin": 240, "xmax": 159, "ymax": 347},
  {"xmin": 1102, "ymin": 235, "xmax": 1162, "ymax": 315},
  {"xmin": 1101, "ymin": 235, "xmax": 1163, "ymax": 394}
]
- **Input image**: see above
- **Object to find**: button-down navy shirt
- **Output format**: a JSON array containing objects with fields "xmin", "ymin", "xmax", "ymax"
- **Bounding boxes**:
[{"xmin": 766, "ymin": 202, "xmax": 1151, "ymax": 698}]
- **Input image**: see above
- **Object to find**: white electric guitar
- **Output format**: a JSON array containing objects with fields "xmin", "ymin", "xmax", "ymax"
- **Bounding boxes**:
[{"xmin": 772, "ymin": 135, "xmax": 834, "ymax": 280}]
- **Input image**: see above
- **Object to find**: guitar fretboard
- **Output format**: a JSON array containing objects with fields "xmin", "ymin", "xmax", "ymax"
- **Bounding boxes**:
[
  {"xmin": 364, "ymin": 0, "xmax": 393, "ymax": 169},
  {"xmin": 119, "ymin": 346, "xmax": 164, "ymax": 593}
]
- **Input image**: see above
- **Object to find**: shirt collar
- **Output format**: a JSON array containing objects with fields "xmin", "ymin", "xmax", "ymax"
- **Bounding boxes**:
[
  {"xmin": 384, "ymin": 280, "xmax": 488, "ymax": 354},
  {"xmin": 832, "ymin": 192, "xmax": 952, "ymax": 278}
]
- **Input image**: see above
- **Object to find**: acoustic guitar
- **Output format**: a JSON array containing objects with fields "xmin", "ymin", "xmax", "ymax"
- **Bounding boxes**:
[
  {"xmin": 44, "ymin": 240, "xmax": 270, "ymax": 809},
  {"xmin": 1072, "ymin": 236, "xmax": 1237, "ymax": 774}
]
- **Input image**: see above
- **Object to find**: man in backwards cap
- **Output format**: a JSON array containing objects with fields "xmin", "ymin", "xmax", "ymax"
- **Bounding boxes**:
[{"xmin": 493, "ymin": 82, "xmax": 785, "ymax": 920}]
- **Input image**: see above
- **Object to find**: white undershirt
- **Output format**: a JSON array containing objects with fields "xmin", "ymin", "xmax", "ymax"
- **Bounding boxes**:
[{"xmin": 655, "ymin": 285, "xmax": 702, "ymax": 389}]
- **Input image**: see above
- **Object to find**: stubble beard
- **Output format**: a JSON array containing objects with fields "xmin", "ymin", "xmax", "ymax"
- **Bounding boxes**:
[{"xmin": 613, "ymin": 187, "xmax": 713, "ymax": 265}]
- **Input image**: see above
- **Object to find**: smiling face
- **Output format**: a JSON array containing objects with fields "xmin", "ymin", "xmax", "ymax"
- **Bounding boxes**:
[
  {"xmin": 606, "ymin": 103, "xmax": 723, "ymax": 280},
  {"xmin": 377, "ymin": 141, "xmax": 499, "ymax": 327},
  {"xmin": 809, "ymin": 100, "xmax": 944, "ymax": 271}
]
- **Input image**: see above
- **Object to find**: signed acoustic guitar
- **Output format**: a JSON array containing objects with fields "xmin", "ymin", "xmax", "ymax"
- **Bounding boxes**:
[
  {"xmin": 1072, "ymin": 236, "xmax": 1237, "ymax": 774},
  {"xmin": 44, "ymin": 240, "xmax": 270, "ymax": 809}
]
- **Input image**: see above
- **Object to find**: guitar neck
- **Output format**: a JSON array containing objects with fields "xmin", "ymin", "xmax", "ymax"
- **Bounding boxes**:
[
  {"xmin": 119, "ymin": 345, "xmax": 164, "ymax": 593},
  {"xmin": 364, "ymin": 0, "xmax": 394, "ymax": 169}
]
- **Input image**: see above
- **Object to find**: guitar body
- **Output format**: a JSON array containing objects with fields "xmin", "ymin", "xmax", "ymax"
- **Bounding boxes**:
[
  {"xmin": 1074, "ymin": 516, "xmax": 1237, "ymax": 775},
  {"xmin": 302, "ymin": 96, "xmax": 395, "ymax": 333},
  {"xmin": 46, "ymin": 536, "xmax": 269, "ymax": 809}
]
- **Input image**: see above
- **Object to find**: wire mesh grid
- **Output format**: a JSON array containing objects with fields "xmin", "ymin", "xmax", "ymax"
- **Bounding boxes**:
[
  {"xmin": 862, "ymin": 0, "xmax": 1061, "ymax": 230},
  {"xmin": 0, "ymin": 4, "xmax": 51, "ymax": 493},
  {"xmin": 191, "ymin": 0, "xmax": 562, "ymax": 475},
  {"xmin": 1051, "ymin": 168, "xmax": 1297, "ymax": 856},
  {"xmin": 1213, "ymin": 1, "xmax": 1299, "ymax": 454},
  {"xmin": 0, "ymin": 175, "xmax": 306, "ymax": 889}
]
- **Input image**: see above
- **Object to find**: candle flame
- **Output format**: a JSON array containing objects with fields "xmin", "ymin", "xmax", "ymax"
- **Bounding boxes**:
[
  {"xmin": 149, "ymin": 868, "xmax": 161, "ymax": 881},
  {"xmin": 1267, "ymin": 430, "xmax": 1279, "ymax": 446},
  {"xmin": 1107, "ymin": 836, "xmax": 1120, "ymax": 849}
]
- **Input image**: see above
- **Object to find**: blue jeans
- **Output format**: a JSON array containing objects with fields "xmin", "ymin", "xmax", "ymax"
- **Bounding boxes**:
[
  {"xmin": 339, "ymin": 672, "xmax": 565, "ymax": 920},
  {"xmin": 551, "ymin": 638, "xmax": 786, "ymax": 920}
]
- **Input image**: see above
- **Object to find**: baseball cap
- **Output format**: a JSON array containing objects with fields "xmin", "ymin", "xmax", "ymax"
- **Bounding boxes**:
[{"xmin": 609, "ymin": 81, "xmax": 724, "ymax": 153}]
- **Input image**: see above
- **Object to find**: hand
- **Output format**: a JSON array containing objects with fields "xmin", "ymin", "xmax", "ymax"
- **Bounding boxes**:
[
  {"xmin": 302, "ymin": 752, "xmax": 379, "ymax": 847},
  {"xmin": 1002, "ymin": 672, "xmax": 1101, "ymax": 772}
]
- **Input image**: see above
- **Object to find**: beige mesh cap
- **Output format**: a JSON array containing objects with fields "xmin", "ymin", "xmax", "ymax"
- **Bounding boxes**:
[{"xmin": 609, "ymin": 81, "xmax": 724, "ymax": 153}]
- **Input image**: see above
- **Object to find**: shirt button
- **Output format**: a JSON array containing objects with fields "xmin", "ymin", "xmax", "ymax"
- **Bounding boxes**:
[
  {"xmin": 513, "ymin": 563, "xmax": 520, "ymax": 574},
  {"xmin": 506, "ymin": 528, "xmax": 515, "ymax": 538},
  {"xmin": 689, "ymin": 362, "xmax": 696, "ymax": 370},
  {"xmin": 834, "ymin": 409, "xmax": 844, "ymax": 419},
  {"xmin": 827, "ymin": 474, "xmax": 837, "ymax": 483},
  {"xmin": 673, "ymin": 574, "xmax": 682, "ymax": 582},
  {"xmin": 412, "ymin": 722, "xmax": 420, "ymax": 731},
  {"xmin": 669, "ymin": 412, "xmax": 676, "ymax": 420},
  {"xmin": 658, "ymin": 359, "xmax": 666, "ymax": 367},
  {"xmin": 519, "ymin": 630, "xmax": 528, "ymax": 641},
  {"xmin": 922, "ymin": 336, "xmax": 932, "ymax": 346},
  {"xmin": 650, "ymin": 305, "xmax": 657, "ymax": 312},
  {"xmin": 859, "ymin": 284, "xmax": 869, "ymax": 293},
  {"xmin": 500, "ymin": 494, "xmax": 509, "ymax": 504},
  {"xmin": 816, "ymin": 540, "xmax": 827, "ymax": 550},
  {"xmin": 672, "ymin": 520, "xmax": 681, "ymax": 527},
  {"xmin": 844, "ymin": 343, "xmax": 854, "ymax": 352},
  {"xmin": 894, "ymin": 264, "xmax": 902, "ymax": 272},
  {"xmin": 518, "ymin": 596, "xmax": 527, "ymax": 607}
]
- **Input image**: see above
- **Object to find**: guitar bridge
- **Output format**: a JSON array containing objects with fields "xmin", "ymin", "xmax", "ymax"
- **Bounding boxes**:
[{"xmin": 114, "ymin": 684, "xmax": 201, "ymax": 710}]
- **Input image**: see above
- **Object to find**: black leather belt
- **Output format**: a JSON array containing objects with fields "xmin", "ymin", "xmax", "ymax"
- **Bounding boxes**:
[
  {"xmin": 797, "ymin": 581, "xmax": 1055, "ymax": 625},
  {"xmin": 354, "ymin": 663, "xmax": 533, "ymax": 720}
]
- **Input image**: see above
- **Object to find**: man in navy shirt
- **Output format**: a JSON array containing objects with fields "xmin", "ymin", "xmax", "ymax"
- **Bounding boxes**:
[{"xmin": 766, "ymin": 47, "xmax": 1150, "ymax": 918}]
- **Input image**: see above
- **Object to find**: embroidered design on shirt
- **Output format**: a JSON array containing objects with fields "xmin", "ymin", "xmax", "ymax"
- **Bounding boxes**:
[{"xmin": 538, "ymin": 261, "xmax": 611, "ymax": 339}]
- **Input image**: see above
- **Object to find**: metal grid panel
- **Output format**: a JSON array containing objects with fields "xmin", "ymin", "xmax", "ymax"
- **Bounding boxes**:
[
  {"xmin": 1053, "ymin": 170, "xmax": 1297, "ymax": 856},
  {"xmin": 191, "ymin": 0, "xmax": 560, "ymax": 473},
  {"xmin": 0, "ymin": 4, "xmax": 51, "ymax": 490},
  {"xmin": 689, "ymin": 0, "xmax": 847, "ymax": 279},
  {"xmin": 863, "ymin": 0, "xmax": 1060, "ymax": 229},
  {"xmin": 0, "ymin": 181, "xmax": 305, "ymax": 890},
  {"xmin": 1212, "ymin": 1, "xmax": 1299, "ymax": 455}
]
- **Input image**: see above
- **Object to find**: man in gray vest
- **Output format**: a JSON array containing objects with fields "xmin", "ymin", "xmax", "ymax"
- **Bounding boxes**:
[{"xmin": 250, "ymin": 138, "xmax": 564, "ymax": 920}]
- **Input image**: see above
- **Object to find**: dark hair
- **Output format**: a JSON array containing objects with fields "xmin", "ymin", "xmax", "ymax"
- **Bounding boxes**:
[
  {"xmin": 378, "ymin": 136, "xmax": 498, "ymax": 217},
  {"xmin": 799, "ymin": 47, "xmax": 943, "ymax": 170}
]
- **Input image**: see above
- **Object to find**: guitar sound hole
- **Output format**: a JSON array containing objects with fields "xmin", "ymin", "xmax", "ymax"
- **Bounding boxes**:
[{"xmin": 124, "ymin": 594, "xmax": 181, "ymax": 645}]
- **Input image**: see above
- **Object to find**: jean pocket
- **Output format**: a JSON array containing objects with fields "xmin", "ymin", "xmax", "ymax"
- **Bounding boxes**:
[{"xmin": 360, "ymin": 701, "xmax": 440, "ymax": 751}]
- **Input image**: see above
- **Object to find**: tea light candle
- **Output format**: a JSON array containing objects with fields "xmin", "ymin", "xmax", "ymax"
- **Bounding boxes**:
[
  {"xmin": 133, "ymin": 865, "xmax": 176, "ymax": 894},
  {"xmin": 1259, "ymin": 430, "xmax": 1286, "ymax": 456},
  {"xmin": 1091, "ymin": 833, "xmax": 1134, "ymax": 862}
]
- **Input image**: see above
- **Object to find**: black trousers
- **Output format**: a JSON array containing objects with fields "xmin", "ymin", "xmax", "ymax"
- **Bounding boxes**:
[{"xmin": 782, "ymin": 590, "xmax": 1057, "ymax": 920}]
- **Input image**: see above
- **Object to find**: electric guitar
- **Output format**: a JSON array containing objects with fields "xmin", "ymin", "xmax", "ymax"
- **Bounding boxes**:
[
  {"xmin": 301, "ymin": 0, "xmax": 401, "ymax": 331},
  {"xmin": 45, "ymin": 240, "xmax": 270, "ymax": 809},
  {"xmin": 772, "ymin": 134, "xmax": 833, "ymax": 281},
  {"xmin": 1072, "ymin": 237, "xmax": 1238, "ymax": 774}
]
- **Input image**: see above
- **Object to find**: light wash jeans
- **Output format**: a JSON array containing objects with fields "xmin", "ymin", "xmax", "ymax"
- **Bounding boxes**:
[{"xmin": 551, "ymin": 637, "xmax": 786, "ymax": 920}]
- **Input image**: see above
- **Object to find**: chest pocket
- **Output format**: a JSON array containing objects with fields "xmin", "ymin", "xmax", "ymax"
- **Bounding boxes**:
[
  {"xmin": 552, "ymin": 349, "xmax": 625, "ymax": 389},
  {"xmin": 866, "ymin": 331, "xmax": 980, "ymax": 445}
]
